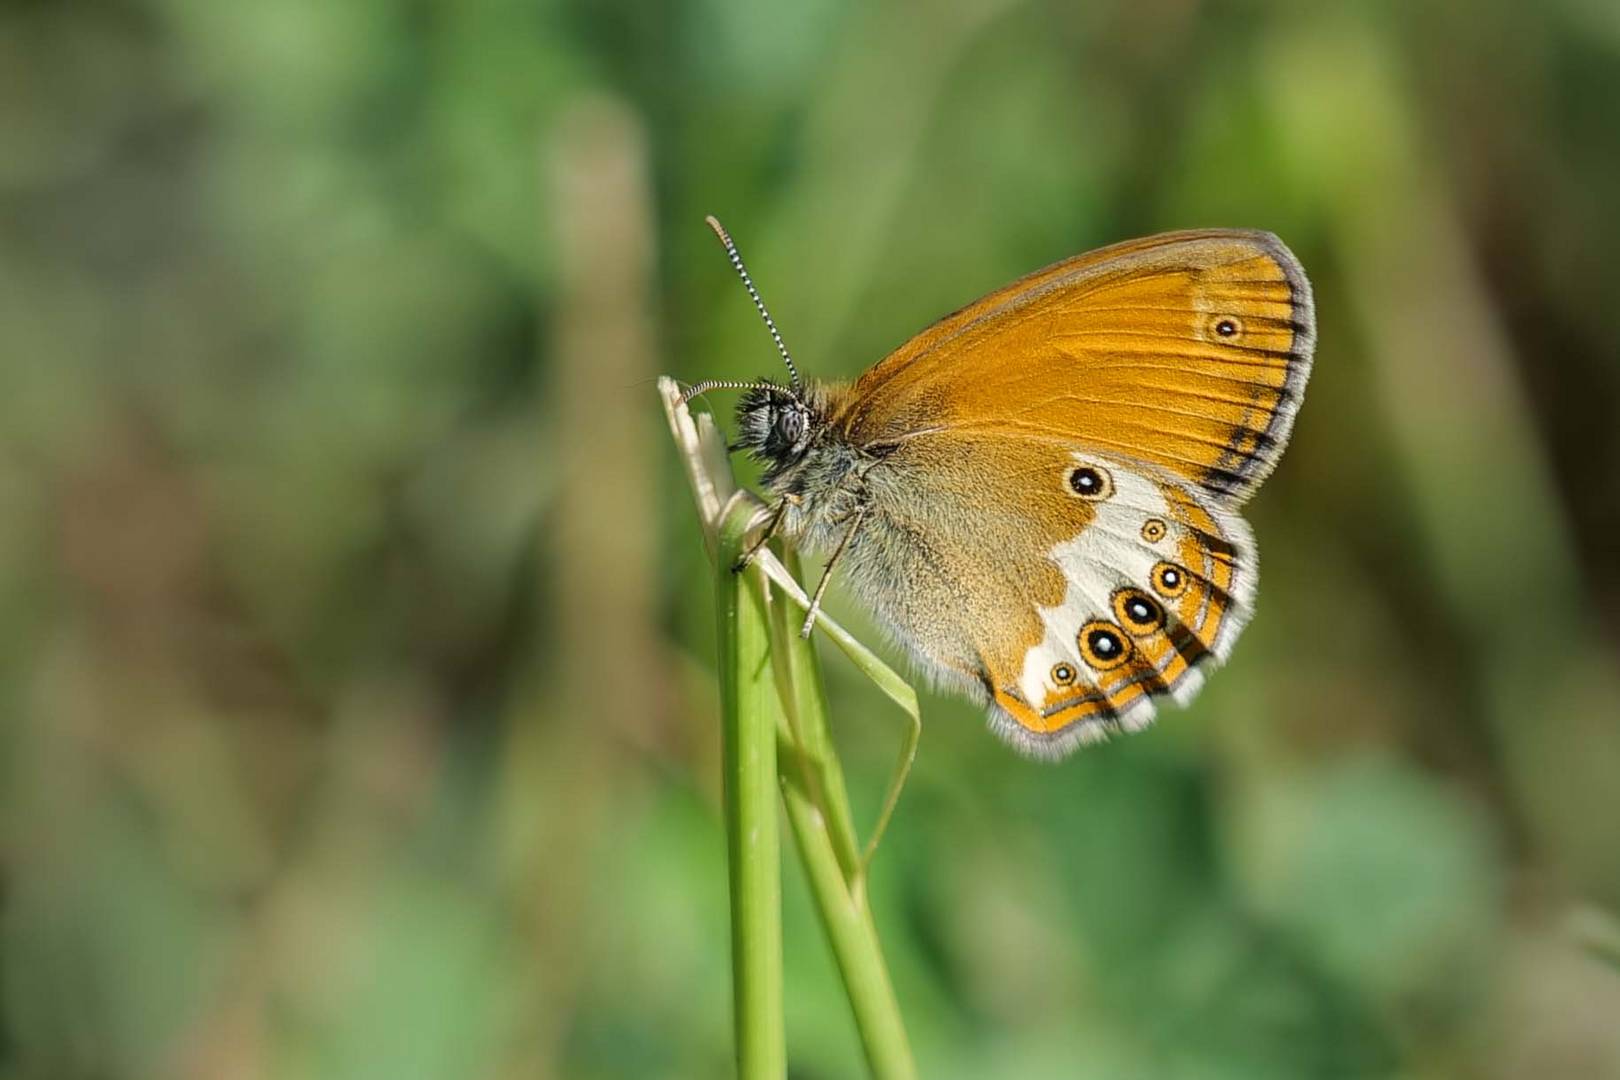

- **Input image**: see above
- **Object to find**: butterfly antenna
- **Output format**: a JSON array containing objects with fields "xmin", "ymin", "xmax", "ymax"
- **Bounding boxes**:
[
  {"xmin": 679, "ymin": 377, "xmax": 781, "ymax": 404},
  {"xmin": 705, "ymin": 215, "xmax": 804, "ymax": 395}
]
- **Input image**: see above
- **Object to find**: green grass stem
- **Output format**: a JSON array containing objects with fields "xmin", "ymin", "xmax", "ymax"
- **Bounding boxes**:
[
  {"xmin": 715, "ymin": 497, "xmax": 787, "ymax": 1079},
  {"xmin": 662, "ymin": 377, "xmax": 916, "ymax": 1079},
  {"xmin": 771, "ymin": 550, "xmax": 917, "ymax": 1079}
]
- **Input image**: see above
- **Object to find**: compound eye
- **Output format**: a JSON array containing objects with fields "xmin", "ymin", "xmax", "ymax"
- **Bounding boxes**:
[{"xmin": 777, "ymin": 408, "xmax": 805, "ymax": 444}]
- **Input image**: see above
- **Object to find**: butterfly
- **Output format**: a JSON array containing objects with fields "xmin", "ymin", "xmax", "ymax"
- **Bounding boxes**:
[{"xmin": 685, "ymin": 217, "xmax": 1314, "ymax": 759}]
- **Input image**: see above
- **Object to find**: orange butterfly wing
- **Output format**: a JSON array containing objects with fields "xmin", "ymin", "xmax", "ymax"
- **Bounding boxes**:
[
  {"xmin": 850, "ymin": 424, "xmax": 1257, "ymax": 757},
  {"xmin": 831, "ymin": 230, "xmax": 1314, "ymax": 504}
]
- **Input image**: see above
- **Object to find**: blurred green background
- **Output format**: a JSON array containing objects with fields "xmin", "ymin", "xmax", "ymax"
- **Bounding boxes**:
[{"xmin": 5, "ymin": 1, "xmax": 1620, "ymax": 1077}]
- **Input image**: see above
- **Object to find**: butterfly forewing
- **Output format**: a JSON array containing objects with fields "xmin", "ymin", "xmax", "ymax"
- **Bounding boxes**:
[{"xmin": 833, "ymin": 230, "xmax": 1314, "ymax": 505}]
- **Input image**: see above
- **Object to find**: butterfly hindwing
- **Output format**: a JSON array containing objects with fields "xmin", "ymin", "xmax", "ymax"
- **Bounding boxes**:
[
  {"xmin": 848, "ymin": 426, "xmax": 1257, "ymax": 759},
  {"xmin": 977, "ymin": 450, "xmax": 1257, "ymax": 757}
]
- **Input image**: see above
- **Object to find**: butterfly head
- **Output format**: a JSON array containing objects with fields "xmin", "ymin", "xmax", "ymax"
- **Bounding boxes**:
[{"xmin": 735, "ymin": 382, "xmax": 818, "ymax": 478}]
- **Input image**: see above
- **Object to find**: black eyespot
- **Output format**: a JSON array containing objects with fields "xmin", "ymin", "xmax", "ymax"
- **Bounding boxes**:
[
  {"xmin": 1215, "ymin": 319, "xmax": 1237, "ymax": 337},
  {"xmin": 1112, "ymin": 588, "xmax": 1166, "ymax": 634},
  {"xmin": 1051, "ymin": 663, "xmax": 1076, "ymax": 686},
  {"xmin": 1151, "ymin": 562, "xmax": 1188, "ymax": 598},
  {"xmin": 1078, "ymin": 620, "xmax": 1132, "ymax": 671},
  {"xmin": 1141, "ymin": 518, "xmax": 1167, "ymax": 543},
  {"xmin": 1067, "ymin": 464, "xmax": 1113, "ymax": 500}
]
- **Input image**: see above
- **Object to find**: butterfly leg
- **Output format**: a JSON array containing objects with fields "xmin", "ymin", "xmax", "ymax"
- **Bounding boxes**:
[
  {"xmin": 731, "ymin": 495, "xmax": 793, "ymax": 572},
  {"xmin": 858, "ymin": 696, "xmax": 919, "ymax": 886},
  {"xmin": 799, "ymin": 501, "xmax": 868, "ymax": 639}
]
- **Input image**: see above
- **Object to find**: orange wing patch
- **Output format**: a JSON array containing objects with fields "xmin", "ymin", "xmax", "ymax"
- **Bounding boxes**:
[
  {"xmin": 981, "ymin": 463, "xmax": 1256, "ymax": 759},
  {"xmin": 833, "ymin": 231, "xmax": 1314, "ymax": 505}
]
